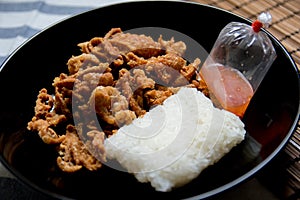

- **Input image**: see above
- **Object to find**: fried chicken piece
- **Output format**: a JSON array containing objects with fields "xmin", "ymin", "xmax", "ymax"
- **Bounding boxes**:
[
  {"xmin": 53, "ymin": 73, "xmax": 76, "ymax": 91},
  {"xmin": 27, "ymin": 28, "xmax": 206, "ymax": 173},
  {"xmin": 33, "ymin": 88, "xmax": 54, "ymax": 117},
  {"xmin": 50, "ymin": 73, "xmax": 75, "ymax": 119},
  {"xmin": 116, "ymin": 68, "xmax": 155, "ymax": 98},
  {"xmin": 109, "ymin": 29, "xmax": 163, "ymax": 58},
  {"xmin": 57, "ymin": 125, "xmax": 103, "ymax": 173},
  {"xmin": 71, "ymin": 63, "xmax": 112, "ymax": 107},
  {"xmin": 148, "ymin": 52, "xmax": 187, "ymax": 71},
  {"xmin": 129, "ymin": 91, "xmax": 147, "ymax": 117},
  {"xmin": 191, "ymin": 79, "xmax": 209, "ymax": 97},
  {"xmin": 90, "ymin": 86, "xmax": 136, "ymax": 126},
  {"xmin": 78, "ymin": 37, "xmax": 104, "ymax": 54},
  {"xmin": 67, "ymin": 53, "xmax": 100, "ymax": 75},
  {"xmin": 28, "ymin": 118, "xmax": 66, "ymax": 144},
  {"xmin": 77, "ymin": 28, "xmax": 186, "ymax": 65},
  {"xmin": 180, "ymin": 58, "xmax": 200, "ymax": 81},
  {"xmin": 98, "ymin": 72, "xmax": 114, "ymax": 86},
  {"xmin": 27, "ymin": 89, "xmax": 66, "ymax": 144},
  {"xmin": 115, "ymin": 69, "xmax": 155, "ymax": 116},
  {"xmin": 158, "ymin": 35, "xmax": 186, "ymax": 56},
  {"xmin": 132, "ymin": 68, "xmax": 156, "ymax": 90},
  {"xmin": 126, "ymin": 53, "xmax": 200, "ymax": 87},
  {"xmin": 144, "ymin": 88, "xmax": 173, "ymax": 107}
]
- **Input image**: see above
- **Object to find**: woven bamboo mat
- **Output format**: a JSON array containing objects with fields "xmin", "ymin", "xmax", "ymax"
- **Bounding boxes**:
[
  {"xmin": 189, "ymin": 0, "xmax": 300, "ymax": 70},
  {"xmin": 188, "ymin": 0, "xmax": 300, "ymax": 199}
]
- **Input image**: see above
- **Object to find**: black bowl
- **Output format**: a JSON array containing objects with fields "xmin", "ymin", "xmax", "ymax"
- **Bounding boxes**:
[{"xmin": 0, "ymin": 1, "xmax": 299, "ymax": 199}]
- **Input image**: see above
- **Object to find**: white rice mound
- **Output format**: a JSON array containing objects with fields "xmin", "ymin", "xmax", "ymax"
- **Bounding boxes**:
[{"xmin": 104, "ymin": 87, "xmax": 246, "ymax": 192}]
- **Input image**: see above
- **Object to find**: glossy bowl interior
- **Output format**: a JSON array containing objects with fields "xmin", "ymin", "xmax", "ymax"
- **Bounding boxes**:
[{"xmin": 0, "ymin": 1, "xmax": 299, "ymax": 199}]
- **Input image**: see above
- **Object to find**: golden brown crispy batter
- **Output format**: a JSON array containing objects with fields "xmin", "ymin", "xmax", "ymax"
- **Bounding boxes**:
[
  {"xmin": 144, "ymin": 88, "xmax": 173, "ymax": 107},
  {"xmin": 27, "ymin": 28, "xmax": 207, "ymax": 173},
  {"xmin": 57, "ymin": 125, "xmax": 103, "ymax": 172},
  {"xmin": 27, "ymin": 89, "xmax": 66, "ymax": 144},
  {"xmin": 90, "ymin": 86, "xmax": 136, "ymax": 126}
]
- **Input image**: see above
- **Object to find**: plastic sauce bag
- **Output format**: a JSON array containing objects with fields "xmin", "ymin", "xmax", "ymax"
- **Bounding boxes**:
[{"xmin": 200, "ymin": 12, "xmax": 276, "ymax": 117}]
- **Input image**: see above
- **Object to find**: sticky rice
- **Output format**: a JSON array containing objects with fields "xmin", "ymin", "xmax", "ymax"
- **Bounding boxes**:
[{"xmin": 104, "ymin": 87, "xmax": 246, "ymax": 192}]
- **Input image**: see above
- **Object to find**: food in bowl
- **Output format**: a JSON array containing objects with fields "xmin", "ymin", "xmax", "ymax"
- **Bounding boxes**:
[
  {"xmin": 27, "ymin": 27, "xmax": 246, "ymax": 191},
  {"xmin": 105, "ymin": 87, "xmax": 245, "ymax": 192}
]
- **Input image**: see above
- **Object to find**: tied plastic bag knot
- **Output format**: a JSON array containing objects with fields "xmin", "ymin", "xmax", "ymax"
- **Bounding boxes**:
[{"xmin": 252, "ymin": 12, "xmax": 272, "ymax": 32}]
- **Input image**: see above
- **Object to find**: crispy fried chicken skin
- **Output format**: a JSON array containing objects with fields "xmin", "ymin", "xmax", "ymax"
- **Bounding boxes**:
[{"xmin": 27, "ymin": 28, "xmax": 207, "ymax": 172}]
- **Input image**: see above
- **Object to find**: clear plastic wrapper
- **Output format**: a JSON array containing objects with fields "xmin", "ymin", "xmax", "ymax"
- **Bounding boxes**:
[{"xmin": 200, "ymin": 12, "xmax": 276, "ymax": 117}]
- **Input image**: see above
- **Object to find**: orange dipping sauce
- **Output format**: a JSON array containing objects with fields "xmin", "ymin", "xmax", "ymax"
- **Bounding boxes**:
[{"xmin": 201, "ymin": 64, "xmax": 254, "ymax": 117}]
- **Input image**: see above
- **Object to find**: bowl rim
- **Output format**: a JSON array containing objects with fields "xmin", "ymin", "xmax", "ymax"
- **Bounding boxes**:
[{"xmin": 0, "ymin": 1, "xmax": 299, "ymax": 199}]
